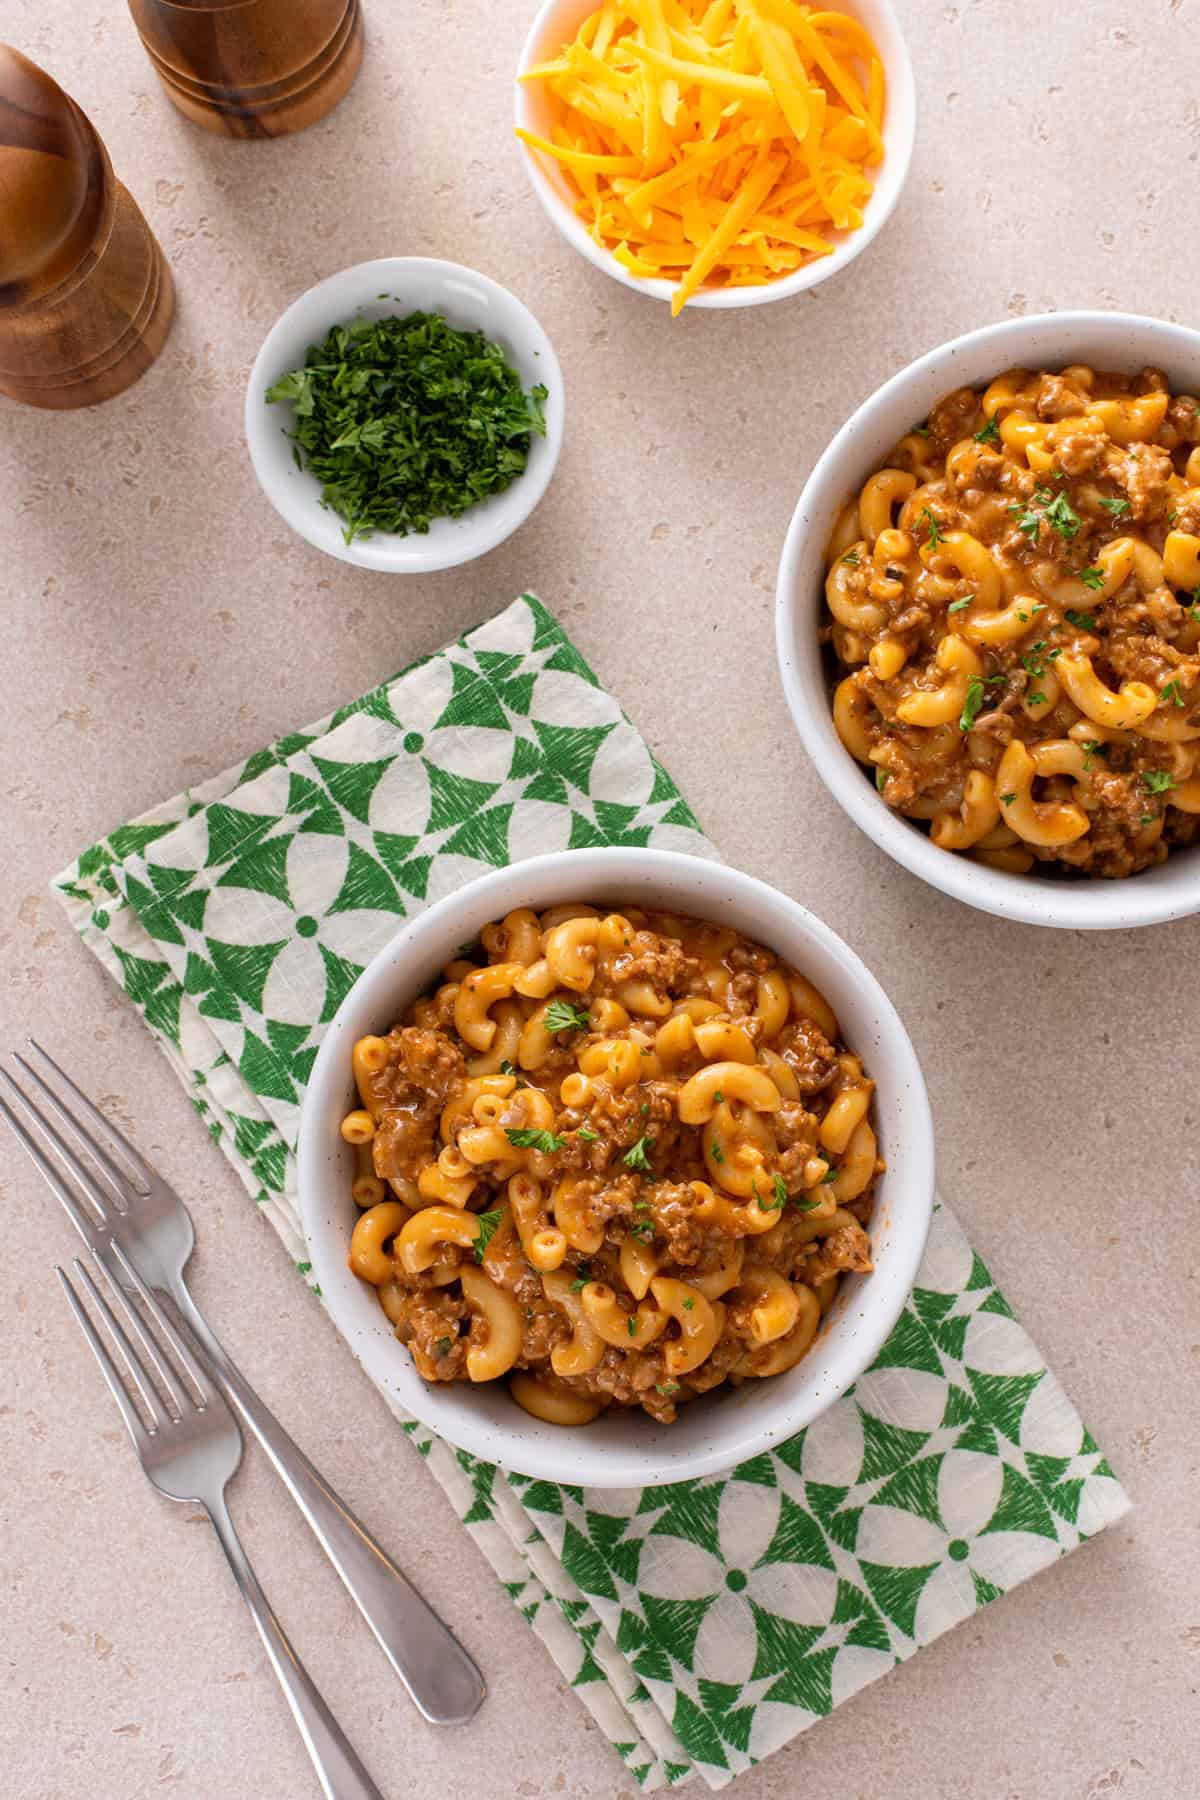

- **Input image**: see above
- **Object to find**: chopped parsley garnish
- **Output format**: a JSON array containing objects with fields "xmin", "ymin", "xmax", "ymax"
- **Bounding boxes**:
[
  {"xmin": 974, "ymin": 416, "xmax": 1001, "ymax": 445},
  {"xmin": 1008, "ymin": 494, "xmax": 1046, "ymax": 539},
  {"xmin": 505, "ymin": 1127, "xmax": 567, "ymax": 1154},
  {"xmin": 1143, "ymin": 770, "xmax": 1176, "ymax": 794},
  {"xmin": 1161, "ymin": 679, "xmax": 1185, "ymax": 708},
  {"xmin": 841, "ymin": 549, "xmax": 860, "ymax": 565},
  {"xmin": 754, "ymin": 1178, "xmax": 785, "ymax": 1213},
  {"xmin": 1081, "ymin": 739, "xmax": 1099, "ymax": 772},
  {"xmin": 1065, "ymin": 607, "xmax": 1098, "ymax": 628},
  {"xmin": 681, "ymin": 1297, "xmax": 695, "ymax": 1311},
  {"xmin": 630, "ymin": 1222, "xmax": 655, "ymax": 1242},
  {"xmin": 544, "ymin": 998, "xmax": 592, "ymax": 1034},
  {"xmin": 569, "ymin": 1265, "xmax": 592, "ymax": 1293},
  {"xmin": 656, "ymin": 1381, "xmax": 680, "ymax": 1397},
  {"xmin": 1000, "ymin": 791, "xmax": 1016, "ymax": 805},
  {"xmin": 1044, "ymin": 492, "xmax": 1082, "ymax": 540},
  {"xmin": 774, "ymin": 1174, "xmax": 788, "ymax": 1208},
  {"xmin": 947, "ymin": 595, "xmax": 974, "ymax": 613},
  {"xmin": 435, "ymin": 1336, "xmax": 452, "ymax": 1357},
  {"xmin": 919, "ymin": 506, "xmax": 943, "ymax": 549},
  {"xmin": 960, "ymin": 674, "xmax": 1003, "ymax": 731},
  {"xmin": 265, "ymin": 311, "xmax": 549, "ymax": 543},
  {"xmin": 1021, "ymin": 641, "xmax": 1049, "ymax": 678},
  {"xmin": 820, "ymin": 1167, "xmax": 838, "ymax": 1184},
  {"xmin": 1099, "ymin": 496, "xmax": 1132, "ymax": 517},
  {"xmin": 499, "ymin": 1059, "xmax": 517, "ymax": 1076},
  {"xmin": 874, "ymin": 768, "xmax": 888, "ymax": 791},
  {"xmin": 627, "ymin": 1314, "xmax": 638, "ymax": 1337},
  {"xmin": 1026, "ymin": 689, "xmax": 1048, "ymax": 708},
  {"xmin": 1076, "ymin": 569, "xmax": 1104, "ymax": 592},
  {"xmin": 709, "ymin": 1142, "xmax": 725, "ymax": 1164},
  {"xmin": 472, "ymin": 1209, "xmax": 504, "ymax": 1262},
  {"xmin": 577, "ymin": 1126, "xmax": 598, "ymax": 1142},
  {"xmin": 912, "ymin": 422, "xmax": 930, "ymax": 438},
  {"xmin": 623, "ymin": 1135, "xmax": 654, "ymax": 1171},
  {"xmin": 713, "ymin": 1089, "xmax": 724, "ymax": 1103},
  {"xmin": 1140, "ymin": 814, "xmax": 1155, "ymax": 825}
]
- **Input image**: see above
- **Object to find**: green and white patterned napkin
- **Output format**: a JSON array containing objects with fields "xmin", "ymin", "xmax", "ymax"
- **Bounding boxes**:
[{"xmin": 53, "ymin": 595, "xmax": 1130, "ymax": 1790}]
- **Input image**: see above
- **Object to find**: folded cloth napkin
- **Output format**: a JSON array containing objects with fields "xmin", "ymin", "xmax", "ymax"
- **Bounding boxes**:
[{"xmin": 54, "ymin": 594, "xmax": 1130, "ymax": 1790}]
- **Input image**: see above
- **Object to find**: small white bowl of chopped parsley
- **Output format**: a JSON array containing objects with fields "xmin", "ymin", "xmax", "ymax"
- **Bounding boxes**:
[{"xmin": 245, "ymin": 258, "xmax": 564, "ymax": 572}]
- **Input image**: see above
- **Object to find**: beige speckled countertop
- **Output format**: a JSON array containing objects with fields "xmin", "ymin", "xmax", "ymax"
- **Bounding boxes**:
[{"xmin": 3, "ymin": 3, "xmax": 1198, "ymax": 1796}]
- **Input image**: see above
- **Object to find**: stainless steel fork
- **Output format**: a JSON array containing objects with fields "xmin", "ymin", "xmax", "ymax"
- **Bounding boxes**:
[
  {"xmin": 57, "ymin": 1255, "xmax": 384, "ymax": 1800},
  {"xmin": 0, "ymin": 1043, "xmax": 484, "ymax": 1725}
]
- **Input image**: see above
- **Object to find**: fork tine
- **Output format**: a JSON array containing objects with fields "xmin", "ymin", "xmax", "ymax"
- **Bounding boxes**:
[
  {"xmin": 107, "ymin": 1240, "xmax": 212, "ymax": 1407},
  {"xmin": 12, "ymin": 1049, "xmax": 141, "ymax": 1207},
  {"xmin": 71, "ymin": 1258, "xmax": 174, "ymax": 1430},
  {"xmin": 84, "ymin": 1246, "xmax": 195, "ymax": 1419},
  {"xmin": 0, "ymin": 1089, "xmax": 105, "ymax": 1246},
  {"xmin": 26, "ymin": 1040, "xmax": 152, "ymax": 1194},
  {"xmin": 58, "ymin": 1265, "xmax": 153, "ymax": 1455},
  {"xmin": 0, "ymin": 1065, "xmax": 127, "ymax": 1230}
]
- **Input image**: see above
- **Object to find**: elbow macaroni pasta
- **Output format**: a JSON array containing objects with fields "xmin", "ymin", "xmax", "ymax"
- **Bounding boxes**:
[
  {"xmin": 343, "ymin": 905, "xmax": 880, "ymax": 1424},
  {"xmin": 824, "ymin": 365, "xmax": 1200, "ymax": 878}
]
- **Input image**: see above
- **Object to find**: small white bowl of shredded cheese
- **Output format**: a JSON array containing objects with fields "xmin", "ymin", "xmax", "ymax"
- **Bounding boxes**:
[{"xmin": 514, "ymin": 0, "xmax": 915, "ymax": 314}]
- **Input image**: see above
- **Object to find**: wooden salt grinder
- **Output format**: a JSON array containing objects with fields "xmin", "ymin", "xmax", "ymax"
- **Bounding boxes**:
[
  {"xmin": 127, "ymin": 0, "xmax": 364, "ymax": 138},
  {"xmin": 0, "ymin": 45, "xmax": 174, "ymax": 409}
]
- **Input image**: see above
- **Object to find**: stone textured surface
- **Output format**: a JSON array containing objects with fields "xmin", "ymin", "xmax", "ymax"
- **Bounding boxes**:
[{"xmin": 1, "ymin": 3, "xmax": 1197, "ymax": 1797}]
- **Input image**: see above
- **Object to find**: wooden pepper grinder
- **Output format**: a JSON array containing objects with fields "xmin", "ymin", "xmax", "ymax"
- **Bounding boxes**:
[
  {"xmin": 0, "ymin": 45, "xmax": 174, "ymax": 409},
  {"xmin": 128, "ymin": 0, "xmax": 364, "ymax": 139}
]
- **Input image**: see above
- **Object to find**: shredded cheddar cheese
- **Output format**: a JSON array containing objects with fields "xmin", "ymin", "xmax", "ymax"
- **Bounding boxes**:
[{"xmin": 517, "ymin": 0, "xmax": 886, "ymax": 314}]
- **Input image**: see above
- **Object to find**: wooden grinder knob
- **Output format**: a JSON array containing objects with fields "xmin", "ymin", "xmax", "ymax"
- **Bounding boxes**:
[
  {"xmin": 0, "ymin": 45, "xmax": 173, "ymax": 409},
  {"xmin": 128, "ymin": 0, "xmax": 364, "ymax": 138}
]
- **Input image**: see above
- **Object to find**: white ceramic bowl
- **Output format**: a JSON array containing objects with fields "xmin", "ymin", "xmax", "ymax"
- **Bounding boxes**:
[
  {"xmin": 777, "ymin": 309, "xmax": 1200, "ymax": 930},
  {"xmin": 298, "ymin": 848, "xmax": 934, "ymax": 1488},
  {"xmin": 245, "ymin": 257, "xmax": 564, "ymax": 574},
  {"xmin": 514, "ymin": 0, "xmax": 916, "ymax": 312}
]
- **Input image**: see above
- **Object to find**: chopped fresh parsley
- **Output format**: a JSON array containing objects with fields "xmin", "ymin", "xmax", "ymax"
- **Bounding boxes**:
[
  {"xmin": 623, "ymin": 1134, "xmax": 654, "ymax": 1171},
  {"xmin": 1081, "ymin": 739, "xmax": 1100, "ymax": 772},
  {"xmin": 919, "ymin": 506, "xmax": 943, "ymax": 549},
  {"xmin": 627, "ymin": 1314, "xmax": 638, "ymax": 1338},
  {"xmin": 1140, "ymin": 813, "xmax": 1155, "ymax": 825},
  {"xmin": 472, "ymin": 1208, "xmax": 504, "ymax": 1262},
  {"xmin": 1143, "ymin": 770, "xmax": 1176, "ymax": 794},
  {"xmin": 960, "ymin": 674, "xmax": 1003, "ymax": 731},
  {"xmin": 1099, "ymin": 496, "xmax": 1132, "ymax": 517},
  {"xmin": 576, "ymin": 1126, "xmax": 598, "ymax": 1142},
  {"xmin": 265, "ymin": 311, "xmax": 549, "ymax": 543},
  {"xmin": 435, "ymin": 1336, "xmax": 452, "ymax": 1357},
  {"xmin": 709, "ymin": 1141, "xmax": 725, "ymax": 1165},
  {"xmin": 774, "ymin": 1174, "xmax": 788, "ymax": 1208},
  {"xmin": 974, "ymin": 417, "xmax": 1002, "ymax": 445},
  {"xmin": 820, "ymin": 1167, "xmax": 838, "ymax": 1184},
  {"xmin": 1000, "ymin": 791, "xmax": 1016, "ymax": 805},
  {"xmin": 681, "ymin": 1297, "xmax": 695, "ymax": 1311},
  {"xmin": 842, "ymin": 549, "xmax": 860, "ymax": 566},
  {"xmin": 912, "ymin": 422, "xmax": 930, "ymax": 438},
  {"xmin": 1065, "ymin": 607, "xmax": 1098, "ymax": 628},
  {"xmin": 1161, "ymin": 679, "xmax": 1185, "ymax": 708},
  {"xmin": 754, "ymin": 1178, "xmax": 784, "ymax": 1213},
  {"xmin": 1021, "ymin": 641, "xmax": 1049, "ymax": 679},
  {"xmin": 1076, "ymin": 570, "xmax": 1104, "ymax": 593},
  {"xmin": 569, "ymin": 1264, "xmax": 592, "ymax": 1293},
  {"xmin": 1026, "ymin": 689, "xmax": 1048, "ymax": 708},
  {"xmin": 656, "ymin": 1381, "xmax": 680, "ymax": 1397},
  {"xmin": 1008, "ymin": 494, "xmax": 1046, "ymax": 539},
  {"xmin": 499, "ymin": 1059, "xmax": 517, "ymax": 1076},
  {"xmin": 1044, "ymin": 492, "xmax": 1082, "ymax": 540},
  {"xmin": 544, "ymin": 998, "xmax": 592, "ymax": 1034},
  {"xmin": 505, "ymin": 1127, "xmax": 566, "ymax": 1154},
  {"xmin": 630, "ymin": 1222, "xmax": 655, "ymax": 1242},
  {"xmin": 713, "ymin": 1089, "xmax": 724, "ymax": 1103},
  {"xmin": 874, "ymin": 768, "xmax": 888, "ymax": 791},
  {"xmin": 947, "ymin": 595, "xmax": 974, "ymax": 613}
]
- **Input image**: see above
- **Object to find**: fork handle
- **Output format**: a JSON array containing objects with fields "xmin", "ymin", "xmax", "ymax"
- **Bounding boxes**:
[
  {"xmin": 205, "ymin": 1493, "xmax": 385, "ymax": 1800},
  {"xmin": 169, "ymin": 1274, "xmax": 485, "ymax": 1726}
]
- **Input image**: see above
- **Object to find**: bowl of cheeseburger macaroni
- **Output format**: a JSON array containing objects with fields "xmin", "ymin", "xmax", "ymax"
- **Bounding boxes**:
[
  {"xmin": 777, "ymin": 310, "xmax": 1200, "ymax": 929},
  {"xmin": 297, "ymin": 848, "xmax": 934, "ymax": 1487}
]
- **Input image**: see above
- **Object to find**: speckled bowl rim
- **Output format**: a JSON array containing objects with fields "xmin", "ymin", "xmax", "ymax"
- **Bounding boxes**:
[
  {"xmin": 776, "ymin": 309, "xmax": 1200, "ymax": 930},
  {"xmin": 513, "ymin": 0, "xmax": 917, "ymax": 311},
  {"xmin": 244, "ymin": 257, "xmax": 564, "ymax": 574},
  {"xmin": 297, "ymin": 848, "xmax": 934, "ymax": 1488}
]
